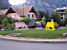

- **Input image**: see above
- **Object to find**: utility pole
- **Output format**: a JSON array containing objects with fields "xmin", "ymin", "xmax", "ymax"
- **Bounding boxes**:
[{"xmin": 23, "ymin": 4, "xmax": 24, "ymax": 17}]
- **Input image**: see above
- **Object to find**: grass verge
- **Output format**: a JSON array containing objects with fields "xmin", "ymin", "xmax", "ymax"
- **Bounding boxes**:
[{"xmin": 0, "ymin": 27, "xmax": 67, "ymax": 39}]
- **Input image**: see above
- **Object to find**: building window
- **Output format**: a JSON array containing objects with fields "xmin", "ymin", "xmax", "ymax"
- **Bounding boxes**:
[
  {"xmin": 28, "ymin": 14, "xmax": 30, "ymax": 18},
  {"xmin": 32, "ymin": 14, "xmax": 34, "ymax": 18},
  {"xmin": 60, "ymin": 10, "xmax": 64, "ymax": 12},
  {"xmin": 61, "ymin": 17, "xmax": 63, "ymax": 19}
]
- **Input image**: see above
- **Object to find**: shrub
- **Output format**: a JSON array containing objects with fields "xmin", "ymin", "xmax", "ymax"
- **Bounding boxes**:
[
  {"xmin": 20, "ymin": 18, "xmax": 32, "ymax": 24},
  {"xmin": 54, "ymin": 22, "xmax": 59, "ymax": 29},
  {"xmin": 59, "ymin": 20, "xmax": 66, "ymax": 26},
  {"xmin": 64, "ymin": 17, "xmax": 67, "ymax": 25},
  {"xmin": 41, "ymin": 21, "xmax": 46, "ymax": 28},
  {"xmin": 5, "ymin": 23, "xmax": 15, "ymax": 30}
]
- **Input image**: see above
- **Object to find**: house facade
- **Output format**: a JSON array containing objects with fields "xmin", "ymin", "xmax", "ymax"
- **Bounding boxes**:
[
  {"xmin": 5, "ymin": 6, "xmax": 37, "ymax": 20},
  {"xmin": 0, "ymin": 9, "xmax": 8, "ymax": 16}
]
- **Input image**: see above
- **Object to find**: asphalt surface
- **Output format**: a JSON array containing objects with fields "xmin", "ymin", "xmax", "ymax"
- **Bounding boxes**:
[{"xmin": 0, "ymin": 39, "xmax": 67, "ymax": 50}]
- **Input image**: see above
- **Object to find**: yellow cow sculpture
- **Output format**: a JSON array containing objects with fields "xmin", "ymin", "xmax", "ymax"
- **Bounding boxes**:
[{"xmin": 45, "ymin": 20, "xmax": 55, "ymax": 30}]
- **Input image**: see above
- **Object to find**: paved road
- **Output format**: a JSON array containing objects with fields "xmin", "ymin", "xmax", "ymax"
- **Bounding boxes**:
[{"xmin": 0, "ymin": 39, "xmax": 67, "ymax": 50}]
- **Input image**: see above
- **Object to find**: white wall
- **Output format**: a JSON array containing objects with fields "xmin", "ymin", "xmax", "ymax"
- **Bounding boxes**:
[{"xmin": 27, "ymin": 13, "xmax": 36, "ymax": 20}]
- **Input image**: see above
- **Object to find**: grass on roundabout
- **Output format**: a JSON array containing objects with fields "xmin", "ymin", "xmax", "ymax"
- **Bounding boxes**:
[{"xmin": 0, "ymin": 27, "xmax": 67, "ymax": 39}]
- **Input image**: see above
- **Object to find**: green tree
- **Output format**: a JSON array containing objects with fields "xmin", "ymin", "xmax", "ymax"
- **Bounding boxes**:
[
  {"xmin": 44, "ymin": 10, "xmax": 50, "ymax": 19},
  {"xmin": 36, "ymin": 10, "xmax": 50, "ymax": 21},
  {"xmin": 65, "ymin": 9, "xmax": 67, "ymax": 25},
  {"xmin": 1, "ymin": 16, "xmax": 15, "ymax": 29},
  {"xmin": 51, "ymin": 11, "xmax": 61, "ymax": 24},
  {"xmin": 2, "ymin": 17, "xmax": 9, "ymax": 25}
]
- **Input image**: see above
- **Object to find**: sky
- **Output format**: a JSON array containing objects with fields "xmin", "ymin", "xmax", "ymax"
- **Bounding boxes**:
[
  {"xmin": 0, "ymin": 0, "xmax": 67, "ymax": 10},
  {"xmin": 0, "ymin": 0, "xmax": 27, "ymax": 9},
  {"xmin": 9, "ymin": 0, "xmax": 26, "ymax": 5},
  {"xmin": 0, "ymin": 0, "xmax": 10, "ymax": 9}
]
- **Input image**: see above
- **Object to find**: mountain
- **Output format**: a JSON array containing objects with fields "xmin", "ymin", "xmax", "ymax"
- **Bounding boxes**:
[
  {"xmin": 0, "ymin": 0, "xmax": 67, "ymax": 11},
  {"xmin": 0, "ymin": 0, "xmax": 11, "ymax": 9},
  {"xmin": 26, "ymin": 0, "xmax": 67, "ymax": 11}
]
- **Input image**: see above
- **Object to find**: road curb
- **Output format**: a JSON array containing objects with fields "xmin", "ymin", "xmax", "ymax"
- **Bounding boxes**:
[{"xmin": 0, "ymin": 36, "xmax": 67, "ymax": 43}]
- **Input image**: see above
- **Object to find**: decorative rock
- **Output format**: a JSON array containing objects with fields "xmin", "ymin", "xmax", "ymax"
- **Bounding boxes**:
[
  {"xmin": 58, "ymin": 27, "xmax": 65, "ymax": 30},
  {"xmin": 36, "ymin": 22, "xmax": 42, "ymax": 29},
  {"xmin": 63, "ymin": 33, "xmax": 67, "ymax": 37}
]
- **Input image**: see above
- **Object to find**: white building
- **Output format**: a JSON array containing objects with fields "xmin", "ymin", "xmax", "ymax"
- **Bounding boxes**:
[{"xmin": 54, "ymin": 7, "xmax": 67, "ymax": 20}]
